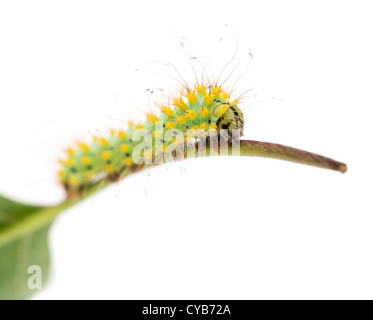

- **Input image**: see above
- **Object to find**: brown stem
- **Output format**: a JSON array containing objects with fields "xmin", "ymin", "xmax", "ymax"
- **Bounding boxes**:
[{"xmin": 239, "ymin": 140, "xmax": 347, "ymax": 173}]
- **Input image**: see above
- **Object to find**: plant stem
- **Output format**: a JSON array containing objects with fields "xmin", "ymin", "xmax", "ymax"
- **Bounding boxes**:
[
  {"xmin": 0, "ymin": 139, "xmax": 346, "ymax": 247},
  {"xmin": 239, "ymin": 140, "xmax": 347, "ymax": 173}
]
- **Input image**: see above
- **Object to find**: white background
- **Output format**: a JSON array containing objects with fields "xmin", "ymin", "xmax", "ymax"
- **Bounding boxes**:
[{"xmin": 0, "ymin": 1, "xmax": 372, "ymax": 299}]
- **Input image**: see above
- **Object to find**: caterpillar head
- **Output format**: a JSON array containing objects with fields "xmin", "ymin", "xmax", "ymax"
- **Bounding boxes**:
[{"xmin": 210, "ymin": 99, "xmax": 244, "ymax": 136}]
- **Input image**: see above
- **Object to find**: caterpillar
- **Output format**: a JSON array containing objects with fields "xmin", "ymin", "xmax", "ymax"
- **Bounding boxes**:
[
  {"xmin": 58, "ymin": 59, "xmax": 347, "ymax": 199},
  {"xmin": 58, "ymin": 81, "xmax": 246, "ymax": 197}
]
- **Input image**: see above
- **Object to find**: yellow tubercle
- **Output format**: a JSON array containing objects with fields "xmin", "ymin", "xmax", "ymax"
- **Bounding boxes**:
[
  {"xmin": 99, "ymin": 138, "xmax": 109, "ymax": 147},
  {"xmin": 135, "ymin": 123, "xmax": 144, "ymax": 130},
  {"xmin": 176, "ymin": 115, "xmax": 187, "ymax": 124},
  {"xmin": 81, "ymin": 156, "xmax": 91, "ymax": 165},
  {"xmin": 146, "ymin": 113, "xmax": 159, "ymax": 124},
  {"xmin": 196, "ymin": 85, "xmax": 207, "ymax": 95},
  {"xmin": 78, "ymin": 142, "xmax": 90, "ymax": 152},
  {"xmin": 124, "ymin": 157, "xmax": 133, "ymax": 166},
  {"xmin": 210, "ymin": 123, "xmax": 218, "ymax": 130},
  {"xmin": 174, "ymin": 97, "xmax": 187, "ymax": 111},
  {"xmin": 200, "ymin": 107, "xmax": 209, "ymax": 118},
  {"xmin": 101, "ymin": 151, "xmax": 111, "ymax": 160},
  {"xmin": 200, "ymin": 122, "xmax": 208, "ymax": 131},
  {"xmin": 212, "ymin": 86, "xmax": 223, "ymax": 97},
  {"xmin": 86, "ymin": 171, "xmax": 94, "ymax": 180},
  {"xmin": 161, "ymin": 106, "xmax": 174, "ymax": 117},
  {"xmin": 118, "ymin": 131, "xmax": 127, "ymax": 139},
  {"xmin": 221, "ymin": 92, "xmax": 230, "ymax": 101},
  {"xmin": 185, "ymin": 109, "xmax": 197, "ymax": 120},
  {"xmin": 203, "ymin": 93, "xmax": 214, "ymax": 105},
  {"xmin": 106, "ymin": 164, "xmax": 114, "ymax": 173},
  {"xmin": 166, "ymin": 121, "xmax": 176, "ymax": 129},
  {"xmin": 120, "ymin": 144, "xmax": 129, "ymax": 152},
  {"xmin": 186, "ymin": 91, "xmax": 197, "ymax": 105},
  {"xmin": 68, "ymin": 176, "xmax": 78, "ymax": 187}
]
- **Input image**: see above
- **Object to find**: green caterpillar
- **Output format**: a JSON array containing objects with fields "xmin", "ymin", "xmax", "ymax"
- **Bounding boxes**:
[{"xmin": 59, "ymin": 83, "xmax": 244, "ymax": 197}]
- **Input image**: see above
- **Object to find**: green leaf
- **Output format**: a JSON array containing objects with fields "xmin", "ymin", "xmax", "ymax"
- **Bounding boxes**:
[
  {"xmin": 0, "ymin": 225, "xmax": 51, "ymax": 300},
  {"xmin": 0, "ymin": 180, "xmax": 110, "ymax": 300},
  {"xmin": 0, "ymin": 196, "xmax": 50, "ymax": 300},
  {"xmin": 0, "ymin": 195, "xmax": 74, "ymax": 300}
]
